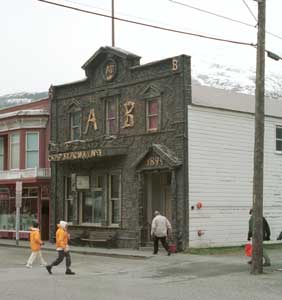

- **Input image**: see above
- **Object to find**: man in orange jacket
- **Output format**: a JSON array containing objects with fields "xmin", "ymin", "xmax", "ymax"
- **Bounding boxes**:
[
  {"xmin": 46, "ymin": 220, "xmax": 75, "ymax": 275},
  {"xmin": 26, "ymin": 221, "xmax": 47, "ymax": 268}
]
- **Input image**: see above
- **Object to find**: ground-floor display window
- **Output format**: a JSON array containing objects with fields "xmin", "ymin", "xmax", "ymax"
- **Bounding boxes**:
[
  {"xmin": 64, "ymin": 172, "xmax": 121, "ymax": 226},
  {"xmin": 0, "ymin": 187, "xmax": 38, "ymax": 231},
  {"xmin": 83, "ymin": 175, "xmax": 104, "ymax": 224}
]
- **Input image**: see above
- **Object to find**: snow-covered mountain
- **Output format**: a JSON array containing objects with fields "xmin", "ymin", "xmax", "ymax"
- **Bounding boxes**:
[
  {"xmin": 0, "ymin": 91, "xmax": 48, "ymax": 109},
  {"xmin": 192, "ymin": 60, "xmax": 282, "ymax": 99}
]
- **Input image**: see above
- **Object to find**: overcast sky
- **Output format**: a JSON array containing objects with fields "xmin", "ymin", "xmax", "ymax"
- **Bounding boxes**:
[{"xmin": 0, "ymin": 0, "xmax": 281, "ymax": 95}]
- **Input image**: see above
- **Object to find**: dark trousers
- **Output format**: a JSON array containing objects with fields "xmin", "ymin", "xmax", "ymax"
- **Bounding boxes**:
[
  {"xmin": 154, "ymin": 236, "xmax": 170, "ymax": 254},
  {"xmin": 51, "ymin": 250, "xmax": 71, "ymax": 270}
]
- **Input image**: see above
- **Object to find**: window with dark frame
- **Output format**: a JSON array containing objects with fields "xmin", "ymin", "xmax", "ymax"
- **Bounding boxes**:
[
  {"xmin": 10, "ymin": 133, "xmax": 20, "ymax": 169},
  {"xmin": 109, "ymin": 173, "xmax": 121, "ymax": 225},
  {"xmin": 26, "ymin": 132, "xmax": 39, "ymax": 168},
  {"xmin": 64, "ymin": 177, "xmax": 73, "ymax": 223},
  {"xmin": 82, "ymin": 175, "xmax": 104, "ymax": 224},
  {"xmin": 70, "ymin": 111, "xmax": 81, "ymax": 140},
  {"xmin": 146, "ymin": 98, "xmax": 158, "ymax": 132},
  {"xmin": 64, "ymin": 172, "xmax": 121, "ymax": 226},
  {"xmin": 106, "ymin": 98, "xmax": 118, "ymax": 135},
  {"xmin": 276, "ymin": 126, "xmax": 282, "ymax": 151},
  {"xmin": 0, "ymin": 137, "xmax": 4, "ymax": 170}
]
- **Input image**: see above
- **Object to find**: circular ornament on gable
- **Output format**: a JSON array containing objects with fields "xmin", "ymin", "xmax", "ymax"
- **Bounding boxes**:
[{"xmin": 103, "ymin": 59, "xmax": 117, "ymax": 81}]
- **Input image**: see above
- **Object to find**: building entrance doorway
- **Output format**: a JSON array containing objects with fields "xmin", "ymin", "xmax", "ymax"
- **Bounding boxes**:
[
  {"xmin": 41, "ymin": 200, "xmax": 49, "ymax": 240},
  {"xmin": 142, "ymin": 171, "xmax": 171, "ymax": 244}
]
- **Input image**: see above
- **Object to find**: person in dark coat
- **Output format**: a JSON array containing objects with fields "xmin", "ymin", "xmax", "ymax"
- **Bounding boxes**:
[{"xmin": 247, "ymin": 208, "xmax": 271, "ymax": 266}]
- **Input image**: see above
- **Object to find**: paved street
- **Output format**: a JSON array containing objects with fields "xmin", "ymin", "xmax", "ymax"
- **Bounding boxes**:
[{"xmin": 1, "ymin": 246, "xmax": 282, "ymax": 300}]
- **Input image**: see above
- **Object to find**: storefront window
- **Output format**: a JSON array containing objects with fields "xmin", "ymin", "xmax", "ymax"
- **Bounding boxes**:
[
  {"xmin": 82, "ymin": 175, "xmax": 104, "ymax": 224},
  {"xmin": 64, "ymin": 177, "xmax": 73, "ymax": 222},
  {"xmin": 0, "ymin": 188, "xmax": 10, "ymax": 230},
  {"xmin": 65, "ymin": 173, "xmax": 121, "ymax": 226},
  {"xmin": 110, "ymin": 174, "xmax": 121, "ymax": 225},
  {"xmin": 21, "ymin": 187, "xmax": 38, "ymax": 230},
  {"xmin": 26, "ymin": 132, "xmax": 39, "ymax": 168},
  {"xmin": 0, "ymin": 187, "xmax": 38, "ymax": 231}
]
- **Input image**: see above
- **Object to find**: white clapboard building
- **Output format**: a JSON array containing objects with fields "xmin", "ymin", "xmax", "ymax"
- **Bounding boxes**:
[{"xmin": 188, "ymin": 85, "xmax": 282, "ymax": 248}]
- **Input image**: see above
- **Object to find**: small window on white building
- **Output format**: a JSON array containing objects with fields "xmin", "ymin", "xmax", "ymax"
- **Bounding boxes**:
[
  {"xmin": 10, "ymin": 133, "xmax": 20, "ymax": 169},
  {"xmin": 26, "ymin": 132, "xmax": 39, "ymax": 168},
  {"xmin": 0, "ymin": 137, "xmax": 4, "ymax": 170},
  {"xmin": 276, "ymin": 126, "xmax": 282, "ymax": 151}
]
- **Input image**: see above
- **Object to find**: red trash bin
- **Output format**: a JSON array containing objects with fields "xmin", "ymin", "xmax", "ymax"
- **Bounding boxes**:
[{"xmin": 169, "ymin": 243, "xmax": 177, "ymax": 253}]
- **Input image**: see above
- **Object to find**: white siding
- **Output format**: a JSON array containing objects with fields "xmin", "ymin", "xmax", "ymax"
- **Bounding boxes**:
[{"xmin": 188, "ymin": 105, "xmax": 282, "ymax": 247}]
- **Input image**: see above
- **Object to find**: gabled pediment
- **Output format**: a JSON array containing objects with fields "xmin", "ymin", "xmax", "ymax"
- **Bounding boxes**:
[
  {"xmin": 132, "ymin": 144, "xmax": 182, "ymax": 170},
  {"xmin": 140, "ymin": 84, "xmax": 162, "ymax": 99},
  {"xmin": 82, "ymin": 46, "xmax": 141, "ymax": 78},
  {"xmin": 67, "ymin": 98, "xmax": 81, "ymax": 111}
]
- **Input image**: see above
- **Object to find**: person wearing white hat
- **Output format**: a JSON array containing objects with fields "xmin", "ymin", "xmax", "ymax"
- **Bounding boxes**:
[{"xmin": 46, "ymin": 221, "xmax": 75, "ymax": 275}]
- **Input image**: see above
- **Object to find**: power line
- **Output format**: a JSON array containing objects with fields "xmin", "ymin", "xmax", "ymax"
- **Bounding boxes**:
[
  {"xmin": 169, "ymin": 0, "xmax": 256, "ymax": 28},
  {"xmin": 37, "ymin": 0, "xmax": 255, "ymax": 47},
  {"xmin": 241, "ymin": 0, "xmax": 257, "ymax": 22},
  {"xmin": 60, "ymin": 0, "xmax": 200, "ymax": 32},
  {"xmin": 241, "ymin": 0, "xmax": 282, "ymax": 41},
  {"xmin": 170, "ymin": 0, "xmax": 282, "ymax": 42}
]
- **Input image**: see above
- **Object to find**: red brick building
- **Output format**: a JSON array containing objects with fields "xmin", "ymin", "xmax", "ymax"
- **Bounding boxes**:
[{"xmin": 0, "ymin": 98, "xmax": 50, "ymax": 240}]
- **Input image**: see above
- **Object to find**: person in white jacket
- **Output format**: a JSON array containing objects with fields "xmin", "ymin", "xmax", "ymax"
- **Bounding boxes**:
[{"xmin": 151, "ymin": 211, "xmax": 172, "ymax": 256}]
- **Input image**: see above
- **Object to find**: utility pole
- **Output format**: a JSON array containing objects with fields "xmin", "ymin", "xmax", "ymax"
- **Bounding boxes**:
[
  {"xmin": 251, "ymin": 0, "xmax": 265, "ymax": 275},
  {"xmin": 111, "ymin": 0, "xmax": 115, "ymax": 47}
]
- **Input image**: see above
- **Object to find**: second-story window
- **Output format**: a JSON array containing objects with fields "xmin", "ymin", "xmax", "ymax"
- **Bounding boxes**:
[
  {"xmin": 276, "ymin": 126, "xmax": 282, "ymax": 151},
  {"xmin": 146, "ymin": 98, "xmax": 159, "ymax": 132},
  {"xmin": 70, "ymin": 111, "xmax": 81, "ymax": 140},
  {"xmin": 0, "ymin": 137, "xmax": 4, "ymax": 170},
  {"xmin": 106, "ymin": 98, "xmax": 118, "ymax": 135},
  {"xmin": 26, "ymin": 132, "xmax": 39, "ymax": 168},
  {"xmin": 10, "ymin": 133, "xmax": 20, "ymax": 169}
]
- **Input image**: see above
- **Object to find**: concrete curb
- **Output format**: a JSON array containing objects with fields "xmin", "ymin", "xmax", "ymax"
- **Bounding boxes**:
[{"xmin": 0, "ymin": 242, "xmax": 152, "ymax": 260}]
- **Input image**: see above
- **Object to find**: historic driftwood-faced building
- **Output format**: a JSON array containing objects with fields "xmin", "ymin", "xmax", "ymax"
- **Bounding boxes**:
[{"xmin": 49, "ymin": 46, "xmax": 190, "ymax": 249}]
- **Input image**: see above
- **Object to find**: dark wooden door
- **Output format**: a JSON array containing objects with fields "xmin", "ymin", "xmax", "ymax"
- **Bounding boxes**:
[{"xmin": 41, "ymin": 201, "xmax": 49, "ymax": 240}]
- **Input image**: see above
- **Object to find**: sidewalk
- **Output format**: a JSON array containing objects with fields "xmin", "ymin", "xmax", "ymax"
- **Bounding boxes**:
[{"xmin": 0, "ymin": 238, "xmax": 153, "ymax": 259}]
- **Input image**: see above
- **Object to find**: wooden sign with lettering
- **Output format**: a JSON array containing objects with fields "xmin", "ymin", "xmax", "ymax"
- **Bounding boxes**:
[{"xmin": 49, "ymin": 149, "xmax": 102, "ymax": 161}]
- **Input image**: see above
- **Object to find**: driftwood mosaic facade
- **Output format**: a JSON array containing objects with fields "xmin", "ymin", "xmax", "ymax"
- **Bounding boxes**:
[{"xmin": 49, "ymin": 47, "xmax": 191, "ymax": 249}]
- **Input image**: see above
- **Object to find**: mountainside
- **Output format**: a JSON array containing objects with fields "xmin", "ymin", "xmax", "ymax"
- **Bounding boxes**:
[
  {"xmin": 0, "ymin": 91, "xmax": 48, "ymax": 109},
  {"xmin": 192, "ymin": 61, "xmax": 282, "ymax": 99}
]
